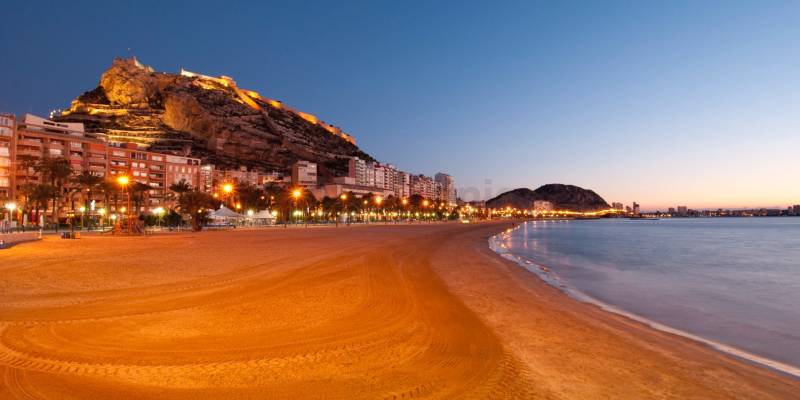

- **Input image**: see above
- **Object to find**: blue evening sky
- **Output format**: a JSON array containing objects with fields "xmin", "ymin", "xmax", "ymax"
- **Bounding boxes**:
[{"xmin": 1, "ymin": 1, "xmax": 798, "ymax": 208}]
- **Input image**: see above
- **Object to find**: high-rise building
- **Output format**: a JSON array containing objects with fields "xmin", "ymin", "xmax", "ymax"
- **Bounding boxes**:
[
  {"xmin": 15, "ymin": 113, "xmax": 108, "ymax": 193},
  {"xmin": 434, "ymin": 172, "xmax": 457, "ymax": 206},
  {"xmin": 677, "ymin": 205, "xmax": 688, "ymax": 217},
  {"xmin": 411, "ymin": 174, "xmax": 437, "ymax": 199},
  {"xmin": 611, "ymin": 202, "xmax": 623, "ymax": 210},
  {"xmin": 0, "ymin": 114, "xmax": 16, "ymax": 201},
  {"xmin": 632, "ymin": 202, "xmax": 641, "ymax": 215}
]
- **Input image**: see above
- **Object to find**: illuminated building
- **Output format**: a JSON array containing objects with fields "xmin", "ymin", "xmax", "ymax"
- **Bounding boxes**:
[{"xmin": 0, "ymin": 114, "xmax": 15, "ymax": 201}]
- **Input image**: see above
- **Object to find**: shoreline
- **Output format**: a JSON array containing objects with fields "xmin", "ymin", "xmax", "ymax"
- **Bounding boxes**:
[{"xmin": 487, "ymin": 222, "xmax": 800, "ymax": 379}]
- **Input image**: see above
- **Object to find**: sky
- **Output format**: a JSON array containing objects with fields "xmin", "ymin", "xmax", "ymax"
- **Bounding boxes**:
[{"xmin": 1, "ymin": 1, "xmax": 798, "ymax": 209}]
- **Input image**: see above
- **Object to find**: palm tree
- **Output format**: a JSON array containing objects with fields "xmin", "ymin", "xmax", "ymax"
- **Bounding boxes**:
[
  {"xmin": 72, "ymin": 171, "xmax": 103, "ymax": 228},
  {"xmin": 24, "ymin": 184, "xmax": 56, "ymax": 226},
  {"xmin": 129, "ymin": 182, "xmax": 152, "ymax": 217},
  {"xmin": 33, "ymin": 157, "xmax": 72, "ymax": 229},
  {"xmin": 98, "ymin": 179, "xmax": 118, "ymax": 214},
  {"xmin": 178, "ymin": 190, "xmax": 216, "ymax": 231},
  {"xmin": 169, "ymin": 179, "xmax": 192, "ymax": 195}
]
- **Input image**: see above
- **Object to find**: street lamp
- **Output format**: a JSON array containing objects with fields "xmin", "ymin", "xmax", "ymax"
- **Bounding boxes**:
[
  {"xmin": 117, "ymin": 175, "xmax": 132, "ymax": 232},
  {"xmin": 153, "ymin": 206, "xmax": 165, "ymax": 229},
  {"xmin": 221, "ymin": 182, "xmax": 234, "ymax": 208},
  {"xmin": 290, "ymin": 188, "xmax": 302, "ymax": 225},
  {"xmin": 4, "ymin": 202, "xmax": 16, "ymax": 229}
]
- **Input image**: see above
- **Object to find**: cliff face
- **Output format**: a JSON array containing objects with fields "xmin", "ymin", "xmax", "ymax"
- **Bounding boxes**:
[
  {"xmin": 486, "ymin": 184, "xmax": 610, "ymax": 212},
  {"xmin": 55, "ymin": 57, "xmax": 372, "ymax": 176}
]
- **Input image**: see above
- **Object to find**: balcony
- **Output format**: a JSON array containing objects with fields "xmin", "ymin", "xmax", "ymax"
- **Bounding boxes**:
[
  {"xmin": 17, "ymin": 149, "xmax": 42, "ymax": 158},
  {"xmin": 18, "ymin": 139, "xmax": 43, "ymax": 147}
]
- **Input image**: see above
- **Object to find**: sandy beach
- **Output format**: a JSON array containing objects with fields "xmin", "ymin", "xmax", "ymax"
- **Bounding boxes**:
[{"xmin": 0, "ymin": 222, "xmax": 797, "ymax": 399}]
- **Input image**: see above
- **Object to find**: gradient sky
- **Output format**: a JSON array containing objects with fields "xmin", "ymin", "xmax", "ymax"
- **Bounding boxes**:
[{"xmin": 1, "ymin": 1, "xmax": 798, "ymax": 209}]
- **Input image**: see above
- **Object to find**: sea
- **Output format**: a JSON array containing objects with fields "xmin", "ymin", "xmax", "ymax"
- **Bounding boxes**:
[{"xmin": 489, "ymin": 217, "xmax": 800, "ymax": 377}]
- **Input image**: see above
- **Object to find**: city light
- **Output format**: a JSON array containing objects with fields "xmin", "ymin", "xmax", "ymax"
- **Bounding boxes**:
[
  {"xmin": 79, "ymin": 206, "xmax": 86, "ymax": 213},
  {"xmin": 374, "ymin": 196, "xmax": 383, "ymax": 205},
  {"xmin": 401, "ymin": 198, "xmax": 408, "ymax": 206},
  {"xmin": 4, "ymin": 202, "xmax": 16, "ymax": 212},
  {"xmin": 247, "ymin": 209, "xmax": 254, "ymax": 216},
  {"xmin": 340, "ymin": 194, "xmax": 348, "ymax": 200},
  {"xmin": 98, "ymin": 208, "xmax": 106, "ymax": 215},
  {"xmin": 116, "ymin": 175, "xmax": 130, "ymax": 186},
  {"xmin": 153, "ymin": 207, "xmax": 165, "ymax": 216},
  {"xmin": 222, "ymin": 183, "xmax": 234, "ymax": 194},
  {"xmin": 292, "ymin": 189, "xmax": 302, "ymax": 199}
]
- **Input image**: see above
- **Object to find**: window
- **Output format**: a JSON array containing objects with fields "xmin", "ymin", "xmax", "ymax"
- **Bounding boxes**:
[
  {"xmin": 112, "ymin": 150, "xmax": 126, "ymax": 157},
  {"xmin": 49, "ymin": 148, "xmax": 62, "ymax": 156},
  {"xmin": 0, "ymin": 127, "xmax": 11, "ymax": 137},
  {"xmin": 70, "ymin": 142, "xmax": 82, "ymax": 149}
]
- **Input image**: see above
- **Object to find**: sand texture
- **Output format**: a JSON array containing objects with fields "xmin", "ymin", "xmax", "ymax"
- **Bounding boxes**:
[{"xmin": 0, "ymin": 223, "xmax": 797, "ymax": 399}]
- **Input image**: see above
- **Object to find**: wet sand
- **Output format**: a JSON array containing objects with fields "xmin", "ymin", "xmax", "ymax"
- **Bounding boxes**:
[{"xmin": 0, "ymin": 222, "xmax": 797, "ymax": 399}]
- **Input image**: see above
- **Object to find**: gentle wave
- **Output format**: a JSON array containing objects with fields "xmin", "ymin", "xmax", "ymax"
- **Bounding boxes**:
[{"xmin": 488, "ymin": 224, "xmax": 800, "ymax": 379}]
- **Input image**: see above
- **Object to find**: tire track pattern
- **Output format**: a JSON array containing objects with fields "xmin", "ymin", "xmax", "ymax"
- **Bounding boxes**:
[{"xmin": 0, "ymin": 227, "xmax": 534, "ymax": 399}]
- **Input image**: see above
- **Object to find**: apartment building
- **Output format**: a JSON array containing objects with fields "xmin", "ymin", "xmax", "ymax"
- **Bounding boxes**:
[
  {"xmin": 434, "ymin": 172, "xmax": 457, "ymax": 206},
  {"xmin": 291, "ymin": 160, "xmax": 318, "ymax": 187},
  {"xmin": 14, "ymin": 113, "xmax": 108, "ymax": 190},
  {"xmin": 0, "ymin": 114, "xmax": 15, "ymax": 201}
]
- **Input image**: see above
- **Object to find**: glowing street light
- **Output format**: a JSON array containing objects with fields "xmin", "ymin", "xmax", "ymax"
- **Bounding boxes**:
[
  {"xmin": 222, "ymin": 183, "xmax": 234, "ymax": 194},
  {"xmin": 374, "ymin": 196, "xmax": 383, "ymax": 205},
  {"xmin": 116, "ymin": 175, "xmax": 132, "ymax": 231},
  {"xmin": 292, "ymin": 189, "xmax": 302, "ymax": 199}
]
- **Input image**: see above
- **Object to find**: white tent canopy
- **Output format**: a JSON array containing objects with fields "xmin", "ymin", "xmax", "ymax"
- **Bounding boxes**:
[
  {"xmin": 250, "ymin": 210, "xmax": 276, "ymax": 220},
  {"xmin": 209, "ymin": 205, "xmax": 244, "ymax": 220}
]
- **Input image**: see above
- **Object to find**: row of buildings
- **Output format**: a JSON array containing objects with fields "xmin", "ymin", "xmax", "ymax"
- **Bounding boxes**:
[{"xmin": 0, "ymin": 113, "xmax": 457, "ymax": 218}]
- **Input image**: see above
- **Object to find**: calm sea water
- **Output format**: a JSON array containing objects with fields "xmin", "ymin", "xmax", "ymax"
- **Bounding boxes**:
[{"xmin": 491, "ymin": 218, "xmax": 800, "ymax": 375}]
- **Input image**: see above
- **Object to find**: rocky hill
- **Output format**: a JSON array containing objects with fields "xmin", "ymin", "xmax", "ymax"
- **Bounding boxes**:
[
  {"xmin": 486, "ymin": 184, "xmax": 610, "ymax": 212},
  {"xmin": 54, "ymin": 57, "xmax": 373, "ymax": 177}
]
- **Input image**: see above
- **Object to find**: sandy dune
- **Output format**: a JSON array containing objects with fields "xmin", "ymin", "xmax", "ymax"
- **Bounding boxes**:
[{"xmin": 0, "ymin": 222, "xmax": 797, "ymax": 399}]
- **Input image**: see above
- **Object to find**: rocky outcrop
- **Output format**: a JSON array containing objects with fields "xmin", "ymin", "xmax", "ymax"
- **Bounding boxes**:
[
  {"xmin": 56, "ymin": 57, "xmax": 372, "ymax": 177},
  {"xmin": 486, "ymin": 184, "xmax": 610, "ymax": 211}
]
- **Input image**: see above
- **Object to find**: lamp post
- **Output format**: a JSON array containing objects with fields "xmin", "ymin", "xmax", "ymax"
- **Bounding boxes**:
[
  {"xmin": 401, "ymin": 198, "xmax": 408, "ymax": 223},
  {"xmin": 222, "ymin": 182, "xmax": 234, "ymax": 208},
  {"xmin": 374, "ymin": 196, "xmax": 385, "ymax": 224},
  {"xmin": 117, "ymin": 175, "xmax": 131, "ymax": 232},
  {"xmin": 339, "ymin": 193, "xmax": 348, "ymax": 226},
  {"xmin": 4, "ymin": 202, "xmax": 16, "ymax": 232},
  {"xmin": 153, "ymin": 207, "xmax": 165, "ymax": 229},
  {"xmin": 291, "ymin": 188, "xmax": 302, "ymax": 226},
  {"xmin": 79, "ymin": 206, "xmax": 86, "ymax": 230}
]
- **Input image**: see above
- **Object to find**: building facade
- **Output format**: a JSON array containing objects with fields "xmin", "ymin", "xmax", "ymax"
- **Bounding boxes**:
[
  {"xmin": 0, "ymin": 114, "xmax": 15, "ymax": 201},
  {"xmin": 291, "ymin": 160, "xmax": 318, "ymax": 187}
]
